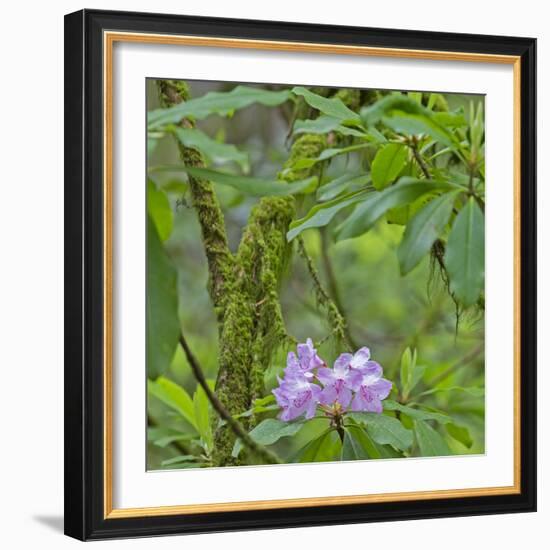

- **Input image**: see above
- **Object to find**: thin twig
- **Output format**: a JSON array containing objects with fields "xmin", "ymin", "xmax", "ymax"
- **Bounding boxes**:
[
  {"xmin": 297, "ymin": 236, "xmax": 353, "ymax": 350},
  {"xmin": 179, "ymin": 332, "xmax": 283, "ymax": 465},
  {"xmin": 410, "ymin": 139, "xmax": 431, "ymax": 179},
  {"xmin": 319, "ymin": 228, "xmax": 358, "ymax": 349}
]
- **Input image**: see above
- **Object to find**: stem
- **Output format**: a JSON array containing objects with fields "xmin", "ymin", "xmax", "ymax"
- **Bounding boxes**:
[
  {"xmin": 179, "ymin": 332, "xmax": 283, "ymax": 465},
  {"xmin": 297, "ymin": 236, "xmax": 353, "ymax": 350},
  {"xmin": 410, "ymin": 140, "xmax": 431, "ymax": 179},
  {"xmin": 320, "ymin": 228, "xmax": 358, "ymax": 349}
]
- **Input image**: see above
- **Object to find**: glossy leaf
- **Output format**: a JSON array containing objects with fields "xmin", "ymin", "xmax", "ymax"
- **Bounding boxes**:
[
  {"xmin": 336, "ymin": 178, "xmax": 452, "ymax": 241},
  {"xmin": 317, "ymin": 173, "xmax": 370, "ymax": 202},
  {"xmin": 293, "ymin": 116, "xmax": 366, "ymax": 137},
  {"xmin": 361, "ymin": 94, "xmax": 460, "ymax": 150},
  {"xmin": 341, "ymin": 430, "xmax": 369, "ymax": 461},
  {"xmin": 193, "ymin": 383, "xmax": 213, "ymax": 450},
  {"xmin": 147, "ymin": 377, "xmax": 196, "ymax": 429},
  {"xmin": 415, "ymin": 420, "xmax": 451, "ymax": 456},
  {"xmin": 292, "ymin": 87, "xmax": 361, "ymax": 123},
  {"xmin": 148, "ymin": 427, "xmax": 193, "ymax": 448},
  {"xmin": 148, "ymin": 86, "xmax": 291, "ymax": 128},
  {"xmin": 291, "ymin": 430, "xmax": 338, "ymax": 463},
  {"xmin": 151, "ymin": 165, "xmax": 317, "ymax": 197},
  {"xmin": 444, "ymin": 197, "xmax": 485, "ymax": 306},
  {"xmin": 384, "ymin": 401, "xmax": 451, "ymax": 424},
  {"xmin": 146, "ymin": 217, "xmax": 180, "ymax": 379},
  {"xmin": 371, "ymin": 143, "xmax": 408, "ymax": 190},
  {"xmin": 232, "ymin": 419, "xmax": 304, "ymax": 458},
  {"xmin": 397, "ymin": 191, "xmax": 459, "ymax": 275},
  {"xmin": 446, "ymin": 423, "xmax": 473, "ymax": 448},
  {"xmin": 147, "ymin": 179, "xmax": 173, "ymax": 242},
  {"xmin": 346, "ymin": 424, "xmax": 382, "ymax": 459},
  {"xmin": 361, "ymin": 94, "xmax": 425, "ymax": 126},
  {"xmin": 172, "ymin": 127, "xmax": 249, "ymax": 171},
  {"xmin": 384, "ymin": 112, "xmax": 460, "ymax": 150},
  {"xmin": 350, "ymin": 413, "xmax": 413, "ymax": 451},
  {"xmin": 287, "ymin": 190, "xmax": 370, "ymax": 242}
]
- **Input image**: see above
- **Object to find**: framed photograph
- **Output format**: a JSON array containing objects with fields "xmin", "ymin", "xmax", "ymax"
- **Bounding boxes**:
[{"xmin": 64, "ymin": 9, "xmax": 536, "ymax": 540}]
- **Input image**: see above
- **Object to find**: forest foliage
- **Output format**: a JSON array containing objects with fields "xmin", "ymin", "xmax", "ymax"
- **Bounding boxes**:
[{"xmin": 146, "ymin": 80, "xmax": 485, "ymax": 469}]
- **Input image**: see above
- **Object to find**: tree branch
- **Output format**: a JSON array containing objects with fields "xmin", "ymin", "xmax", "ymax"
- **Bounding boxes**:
[{"xmin": 179, "ymin": 332, "xmax": 283, "ymax": 465}]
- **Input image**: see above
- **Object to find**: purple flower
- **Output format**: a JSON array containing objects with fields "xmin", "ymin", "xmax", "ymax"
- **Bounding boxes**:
[
  {"xmin": 317, "ymin": 353, "xmax": 361, "ymax": 409},
  {"xmin": 296, "ymin": 338, "xmax": 324, "ymax": 372},
  {"xmin": 272, "ymin": 369, "xmax": 321, "ymax": 421},
  {"xmin": 350, "ymin": 361, "xmax": 392, "ymax": 414}
]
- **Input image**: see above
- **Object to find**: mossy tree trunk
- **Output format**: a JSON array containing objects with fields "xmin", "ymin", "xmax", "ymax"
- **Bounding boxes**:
[{"xmin": 158, "ymin": 80, "xmax": 358, "ymax": 465}]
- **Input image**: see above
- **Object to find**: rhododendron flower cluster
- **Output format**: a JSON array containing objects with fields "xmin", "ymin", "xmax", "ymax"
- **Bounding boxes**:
[{"xmin": 273, "ymin": 339, "xmax": 392, "ymax": 421}]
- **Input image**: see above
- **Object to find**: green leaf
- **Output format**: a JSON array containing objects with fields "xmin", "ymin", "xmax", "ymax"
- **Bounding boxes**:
[
  {"xmin": 151, "ymin": 165, "xmax": 317, "ymax": 197},
  {"xmin": 446, "ymin": 423, "xmax": 473, "ymax": 448},
  {"xmin": 336, "ymin": 177, "xmax": 453, "ymax": 241},
  {"xmin": 346, "ymin": 425, "xmax": 382, "ymax": 459},
  {"xmin": 287, "ymin": 190, "xmax": 370, "ymax": 241},
  {"xmin": 232, "ymin": 418, "xmax": 304, "ymax": 458},
  {"xmin": 147, "ymin": 179, "xmax": 173, "ymax": 242},
  {"xmin": 397, "ymin": 191, "xmax": 459, "ymax": 275},
  {"xmin": 148, "ymin": 427, "xmax": 193, "ymax": 448},
  {"xmin": 432, "ymin": 111, "xmax": 467, "ymax": 129},
  {"xmin": 146, "ymin": 216, "xmax": 180, "ymax": 378},
  {"xmin": 148, "ymin": 86, "xmax": 291, "ymax": 128},
  {"xmin": 371, "ymin": 143, "xmax": 408, "ymax": 190},
  {"xmin": 415, "ymin": 420, "xmax": 451, "ymax": 456},
  {"xmin": 291, "ymin": 430, "xmax": 339, "ymax": 463},
  {"xmin": 361, "ymin": 94, "xmax": 425, "ymax": 126},
  {"xmin": 161, "ymin": 456, "xmax": 202, "ymax": 468},
  {"xmin": 289, "ymin": 144, "xmax": 371, "ymax": 171},
  {"xmin": 293, "ymin": 116, "xmax": 366, "ymax": 137},
  {"xmin": 292, "ymin": 87, "xmax": 361, "ymax": 123},
  {"xmin": 408, "ymin": 365, "xmax": 427, "ymax": 395},
  {"xmin": 384, "ymin": 112, "xmax": 460, "ymax": 150},
  {"xmin": 361, "ymin": 94, "xmax": 461, "ymax": 150},
  {"xmin": 193, "ymin": 383, "xmax": 213, "ymax": 450},
  {"xmin": 341, "ymin": 429, "xmax": 370, "ymax": 461},
  {"xmin": 383, "ymin": 401, "xmax": 452, "ymax": 424},
  {"xmin": 444, "ymin": 197, "xmax": 485, "ymax": 306},
  {"xmin": 317, "ymin": 173, "xmax": 371, "ymax": 202},
  {"xmin": 172, "ymin": 127, "xmax": 249, "ymax": 171},
  {"xmin": 147, "ymin": 377, "xmax": 196, "ymax": 429},
  {"xmin": 400, "ymin": 347, "xmax": 413, "ymax": 395},
  {"xmin": 350, "ymin": 413, "xmax": 413, "ymax": 451}
]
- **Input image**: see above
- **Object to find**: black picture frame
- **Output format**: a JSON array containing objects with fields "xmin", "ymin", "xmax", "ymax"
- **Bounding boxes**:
[{"xmin": 64, "ymin": 8, "xmax": 537, "ymax": 541}]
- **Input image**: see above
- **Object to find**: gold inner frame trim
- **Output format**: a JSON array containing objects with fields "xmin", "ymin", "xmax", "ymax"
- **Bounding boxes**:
[{"xmin": 103, "ymin": 30, "xmax": 522, "ymax": 519}]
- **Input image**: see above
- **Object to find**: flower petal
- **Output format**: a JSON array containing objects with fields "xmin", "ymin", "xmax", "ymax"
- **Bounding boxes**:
[
  {"xmin": 350, "ymin": 347, "xmax": 371, "ymax": 369},
  {"xmin": 370, "ymin": 378, "xmax": 392, "ymax": 400},
  {"xmin": 319, "ymin": 385, "xmax": 337, "ymax": 406},
  {"xmin": 316, "ymin": 367, "xmax": 335, "ymax": 386},
  {"xmin": 338, "ymin": 386, "xmax": 353, "ymax": 409},
  {"xmin": 359, "ymin": 360, "xmax": 383, "ymax": 380},
  {"xmin": 333, "ymin": 353, "xmax": 353, "ymax": 376}
]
